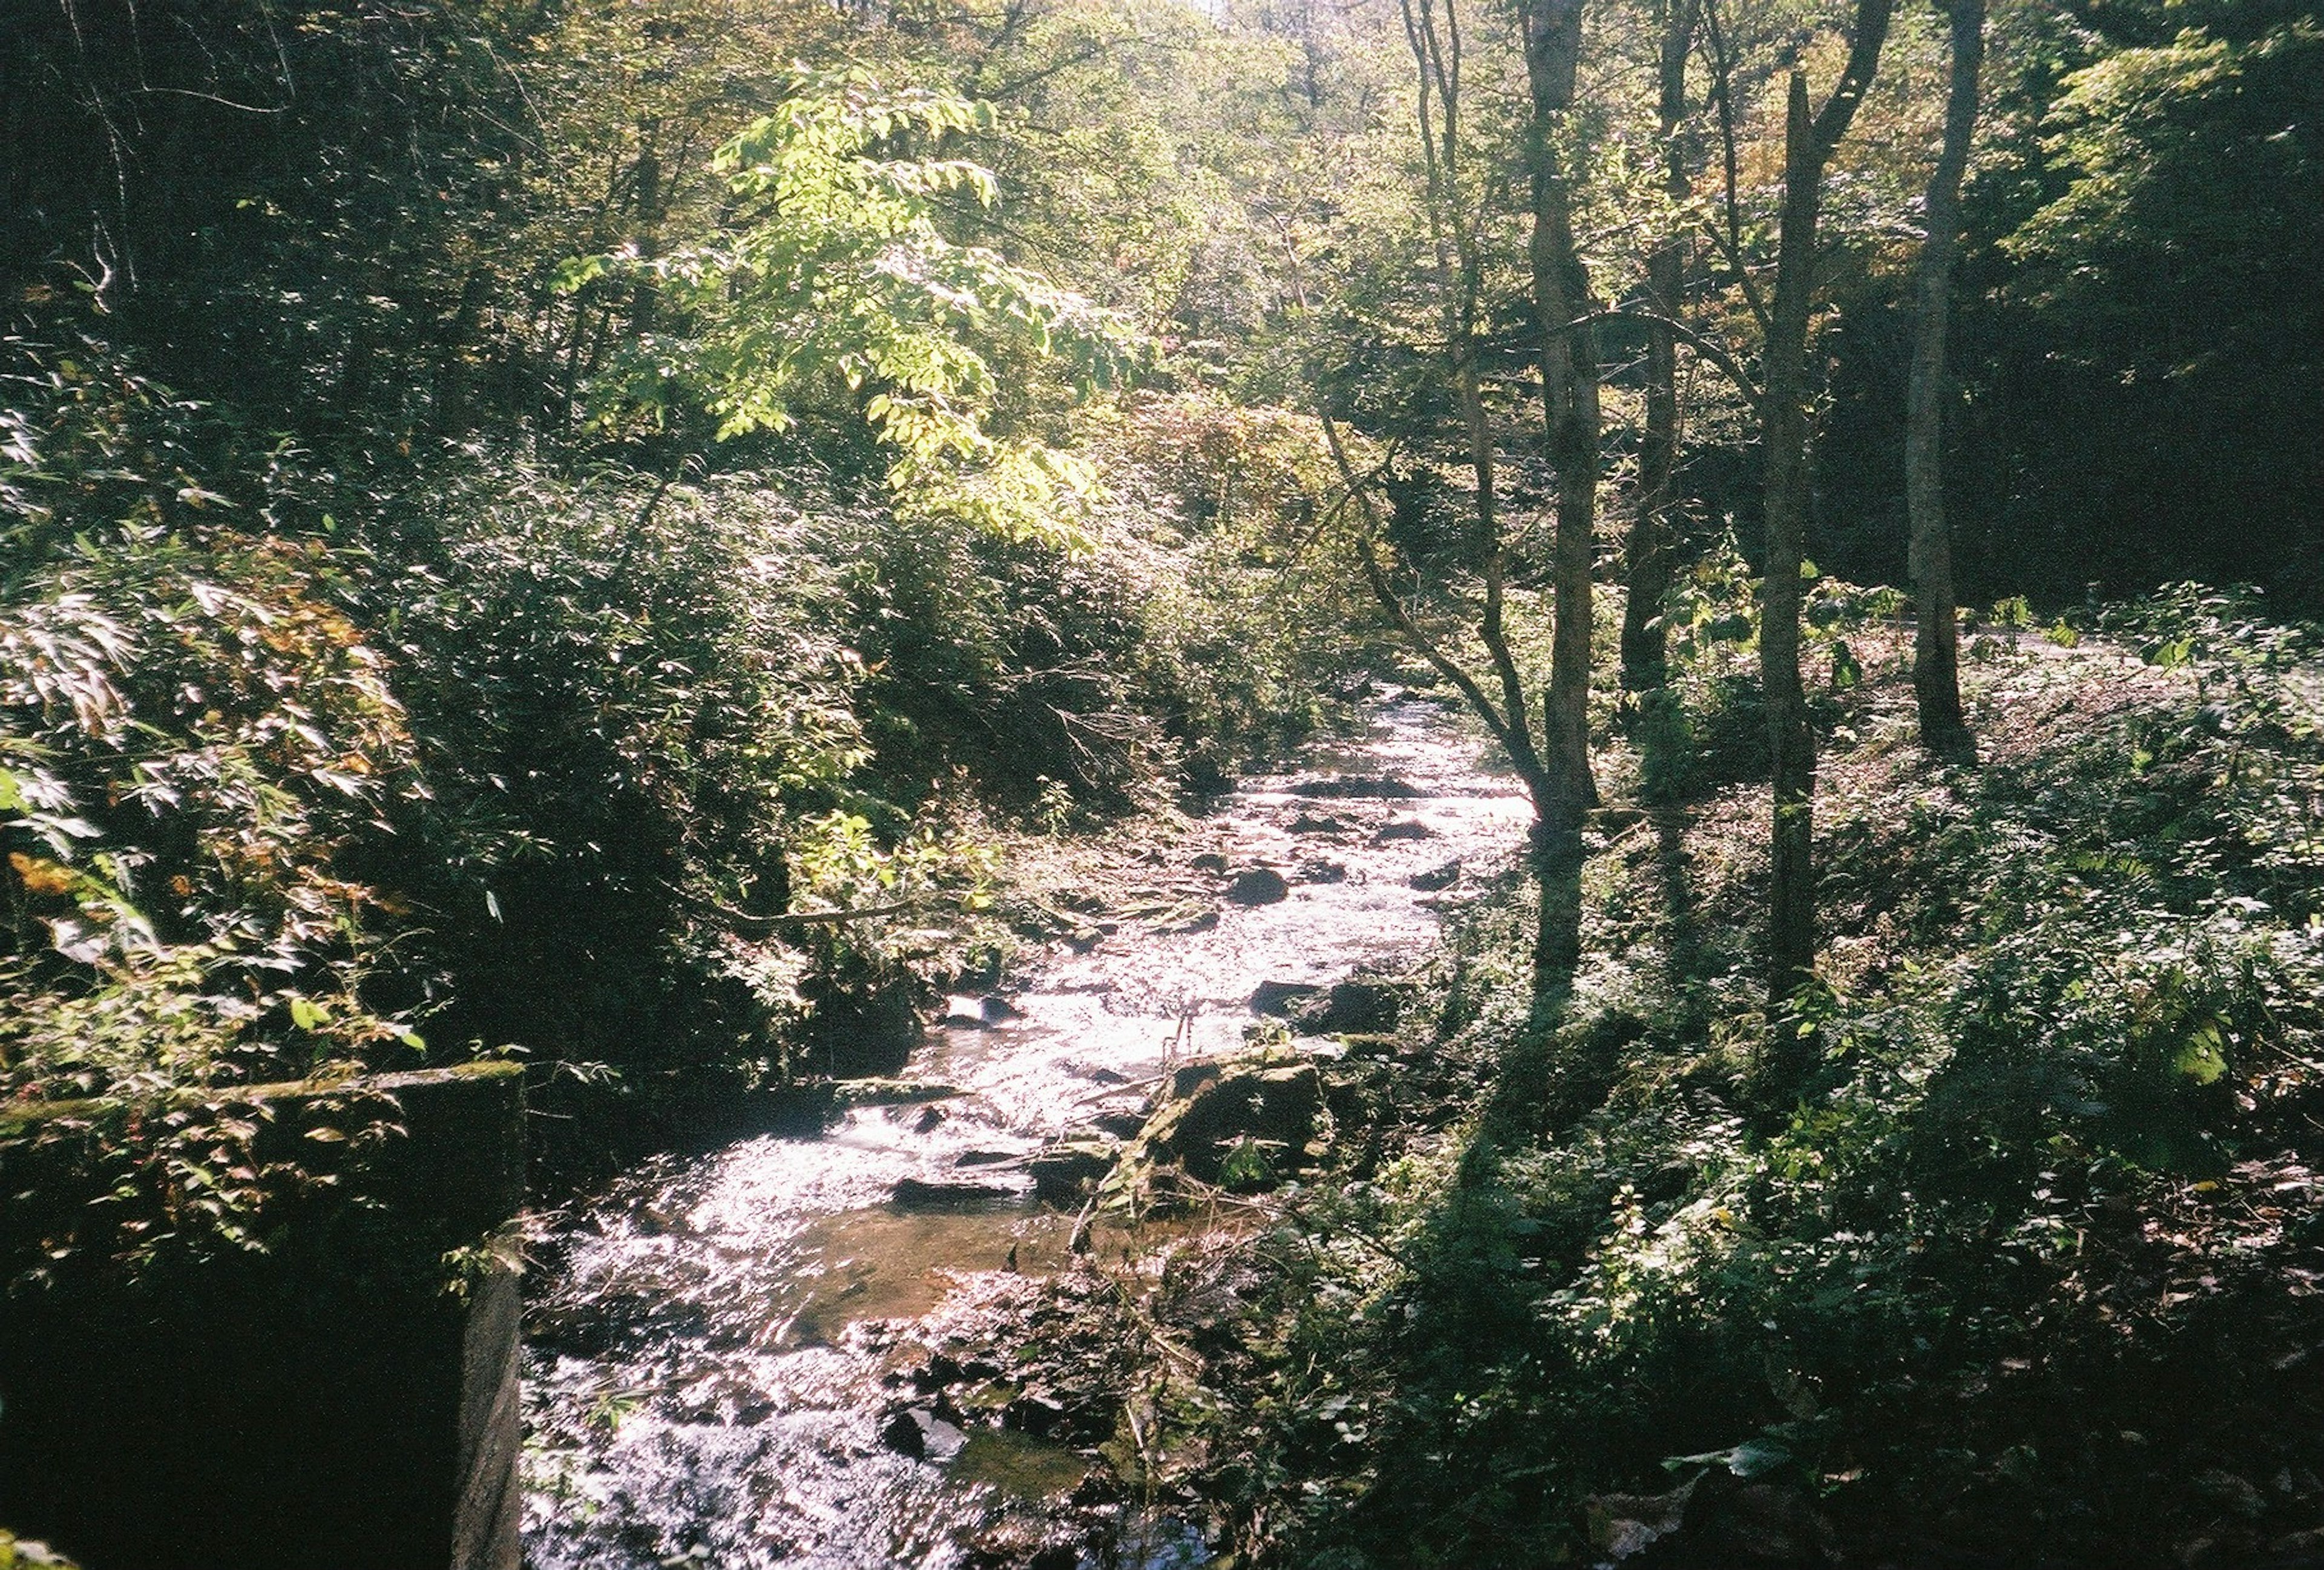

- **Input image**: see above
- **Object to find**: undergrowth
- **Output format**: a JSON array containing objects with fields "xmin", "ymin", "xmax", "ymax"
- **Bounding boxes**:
[{"xmin": 1068, "ymin": 590, "xmax": 2324, "ymax": 1569}]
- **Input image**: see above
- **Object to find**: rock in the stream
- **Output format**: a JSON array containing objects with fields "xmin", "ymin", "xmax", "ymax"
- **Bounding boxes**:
[
  {"xmin": 1371, "ymin": 818, "xmax": 1433, "ymax": 843},
  {"xmin": 1296, "ymin": 858, "xmax": 1348, "ymax": 884},
  {"xmin": 1089, "ymin": 1108, "xmax": 1147, "ymax": 1140},
  {"xmin": 830, "ymin": 1079, "xmax": 962, "ymax": 1110},
  {"xmin": 1289, "ymin": 812, "xmax": 1352, "ymax": 835},
  {"xmin": 1143, "ymin": 1063, "xmax": 1321, "ymax": 1183},
  {"xmin": 882, "ymin": 1407, "xmax": 968, "ymax": 1463},
  {"xmin": 1292, "ymin": 979, "xmax": 1410, "ymax": 1035},
  {"xmin": 941, "ymin": 994, "xmax": 1022, "ymax": 1028},
  {"xmin": 1289, "ymin": 775, "xmax": 1422, "ymax": 799},
  {"xmin": 1226, "ymin": 866, "xmax": 1292, "ymax": 905},
  {"xmin": 1250, "ymin": 979, "xmax": 1323, "ymax": 1016},
  {"xmin": 1410, "ymin": 859, "xmax": 1462, "ymax": 892},
  {"xmin": 1030, "ymin": 1141, "xmax": 1117, "ymax": 1203},
  {"xmin": 1190, "ymin": 851, "xmax": 1232, "ymax": 873},
  {"xmin": 1160, "ymin": 908, "xmax": 1221, "ymax": 934},
  {"xmin": 1003, "ymin": 1391, "xmax": 1069, "ymax": 1437},
  {"xmin": 892, "ymin": 1177, "xmax": 1019, "ymax": 1209}
]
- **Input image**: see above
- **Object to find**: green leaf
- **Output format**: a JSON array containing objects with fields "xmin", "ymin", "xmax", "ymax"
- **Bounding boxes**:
[{"xmin": 2174, "ymin": 1022, "xmax": 2227, "ymax": 1085}]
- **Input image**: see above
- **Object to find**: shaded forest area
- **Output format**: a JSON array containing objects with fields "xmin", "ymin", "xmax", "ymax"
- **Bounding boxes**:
[{"xmin": 4, "ymin": 0, "xmax": 2323, "ymax": 1563}]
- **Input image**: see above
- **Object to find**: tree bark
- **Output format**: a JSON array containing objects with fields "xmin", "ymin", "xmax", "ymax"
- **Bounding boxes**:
[
  {"xmin": 1907, "ymin": 0, "xmax": 1983, "ymax": 761},
  {"xmin": 1520, "ymin": 0, "xmax": 1603, "ymax": 979},
  {"xmin": 1759, "ymin": 0, "xmax": 1893, "ymax": 1010},
  {"xmin": 1621, "ymin": 0, "xmax": 1698, "ymax": 693}
]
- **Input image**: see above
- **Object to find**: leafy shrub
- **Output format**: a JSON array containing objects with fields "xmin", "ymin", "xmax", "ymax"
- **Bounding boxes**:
[{"xmin": 359, "ymin": 460, "xmax": 913, "ymax": 1073}]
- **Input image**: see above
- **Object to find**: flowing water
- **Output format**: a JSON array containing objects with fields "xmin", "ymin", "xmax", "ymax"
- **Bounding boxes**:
[{"xmin": 520, "ymin": 692, "xmax": 1529, "ymax": 1569}]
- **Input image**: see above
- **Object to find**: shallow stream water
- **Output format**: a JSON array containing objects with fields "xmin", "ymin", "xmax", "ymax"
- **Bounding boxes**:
[{"xmin": 520, "ymin": 692, "xmax": 1529, "ymax": 1569}]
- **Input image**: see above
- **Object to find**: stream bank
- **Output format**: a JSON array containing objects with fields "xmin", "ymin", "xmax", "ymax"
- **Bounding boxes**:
[{"xmin": 520, "ymin": 690, "xmax": 1528, "ymax": 1569}]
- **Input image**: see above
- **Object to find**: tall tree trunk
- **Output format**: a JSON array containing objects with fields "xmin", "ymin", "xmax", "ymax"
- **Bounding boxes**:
[
  {"xmin": 1520, "ymin": 0, "xmax": 1602, "ymax": 980},
  {"xmin": 1908, "ymin": 0, "xmax": 1983, "ymax": 761},
  {"xmin": 1621, "ymin": 0, "xmax": 1698, "ymax": 692},
  {"xmin": 1759, "ymin": 0, "xmax": 1893, "ymax": 1011}
]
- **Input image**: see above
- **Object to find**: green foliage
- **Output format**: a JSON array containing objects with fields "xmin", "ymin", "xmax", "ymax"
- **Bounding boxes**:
[
  {"xmin": 579, "ymin": 69, "xmax": 1135, "ymax": 542},
  {"xmin": 361, "ymin": 461, "xmax": 906, "ymax": 1071},
  {"xmin": 1, "ymin": 352, "xmax": 419, "ymax": 1105}
]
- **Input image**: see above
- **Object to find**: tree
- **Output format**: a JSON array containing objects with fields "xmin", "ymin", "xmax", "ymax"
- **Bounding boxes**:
[
  {"xmin": 1519, "ymin": 0, "xmax": 1606, "ymax": 977},
  {"xmin": 1299, "ymin": 0, "xmax": 1599, "ymax": 986},
  {"xmin": 1757, "ymin": 0, "xmax": 1894, "ymax": 1007},
  {"xmin": 1618, "ymin": 0, "xmax": 1701, "ymax": 694},
  {"xmin": 1905, "ymin": 0, "xmax": 1983, "ymax": 760}
]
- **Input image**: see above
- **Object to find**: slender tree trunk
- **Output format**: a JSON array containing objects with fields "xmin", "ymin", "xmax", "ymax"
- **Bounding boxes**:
[
  {"xmin": 1758, "ymin": 0, "xmax": 1893, "ymax": 1012},
  {"xmin": 1520, "ymin": 0, "xmax": 1602, "ymax": 980},
  {"xmin": 1908, "ymin": 0, "xmax": 1983, "ymax": 761},
  {"xmin": 1621, "ymin": 0, "xmax": 1698, "ymax": 692},
  {"xmin": 1762, "ymin": 73, "xmax": 1820, "ymax": 1007}
]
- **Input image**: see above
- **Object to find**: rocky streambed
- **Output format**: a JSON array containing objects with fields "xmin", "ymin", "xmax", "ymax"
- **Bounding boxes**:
[{"xmin": 520, "ymin": 691, "xmax": 1529, "ymax": 1569}]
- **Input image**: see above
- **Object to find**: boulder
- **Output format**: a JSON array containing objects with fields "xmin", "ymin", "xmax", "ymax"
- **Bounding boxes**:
[
  {"xmin": 881, "ymin": 1407, "xmax": 967, "ymax": 1463},
  {"xmin": 1249, "ymin": 979, "xmax": 1323, "ymax": 1016},
  {"xmin": 942, "ymin": 994, "xmax": 1023, "ymax": 1028},
  {"xmin": 1371, "ymin": 818, "xmax": 1433, "ymax": 843},
  {"xmin": 1293, "ymin": 979, "xmax": 1409, "ymax": 1036},
  {"xmin": 1169, "ymin": 1062, "xmax": 1223, "ymax": 1099},
  {"xmin": 1409, "ymin": 859, "xmax": 1462, "ymax": 892},
  {"xmin": 1226, "ymin": 867, "xmax": 1292, "ymax": 905},
  {"xmin": 1143, "ymin": 1063, "xmax": 1321, "ymax": 1183},
  {"xmin": 1288, "ymin": 812, "xmax": 1352, "ymax": 835},
  {"xmin": 1295, "ymin": 858, "xmax": 1348, "ymax": 884},
  {"xmin": 1190, "ymin": 851, "xmax": 1232, "ymax": 873},
  {"xmin": 1029, "ymin": 1141, "xmax": 1116, "ymax": 1203},
  {"xmin": 1089, "ymin": 1108, "xmax": 1147, "ymax": 1140},
  {"xmin": 1003, "ymin": 1391, "xmax": 1068, "ymax": 1437}
]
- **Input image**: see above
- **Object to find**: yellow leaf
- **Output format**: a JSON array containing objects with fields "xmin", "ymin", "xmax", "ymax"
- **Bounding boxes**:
[{"xmin": 8, "ymin": 851, "xmax": 77, "ymax": 898}]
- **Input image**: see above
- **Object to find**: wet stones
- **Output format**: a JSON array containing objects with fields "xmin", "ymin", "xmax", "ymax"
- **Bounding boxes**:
[
  {"xmin": 891, "ymin": 1177, "xmax": 1020, "ymax": 1210},
  {"xmin": 1290, "ymin": 979, "xmax": 1410, "ymax": 1036},
  {"xmin": 881, "ymin": 1407, "xmax": 968, "ymax": 1463},
  {"xmin": 1249, "ymin": 979, "xmax": 1322, "ymax": 1016},
  {"xmin": 1141, "ymin": 1063, "xmax": 1321, "ymax": 1184},
  {"xmin": 1410, "ymin": 858, "xmax": 1462, "ymax": 891},
  {"xmin": 1288, "ymin": 775, "xmax": 1422, "ymax": 798},
  {"xmin": 1224, "ymin": 866, "xmax": 1291, "ymax": 905},
  {"xmin": 1371, "ymin": 817, "xmax": 1433, "ymax": 843}
]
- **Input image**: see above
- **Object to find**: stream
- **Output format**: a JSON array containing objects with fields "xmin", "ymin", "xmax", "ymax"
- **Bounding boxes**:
[{"xmin": 519, "ymin": 691, "xmax": 1529, "ymax": 1569}]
